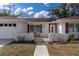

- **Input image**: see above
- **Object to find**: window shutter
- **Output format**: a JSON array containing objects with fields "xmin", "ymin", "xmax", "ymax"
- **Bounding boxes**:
[
  {"xmin": 66, "ymin": 23, "xmax": 68, "ymax": 33},
  {"xmin": 27, "ymin": 24, "xmax": 29, "ymax": 33}
]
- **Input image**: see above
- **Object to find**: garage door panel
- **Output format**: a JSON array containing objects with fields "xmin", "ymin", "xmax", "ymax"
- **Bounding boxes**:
[{"xmin": 0, "ymin": 27, "xmax": 17, "ymax": 39}]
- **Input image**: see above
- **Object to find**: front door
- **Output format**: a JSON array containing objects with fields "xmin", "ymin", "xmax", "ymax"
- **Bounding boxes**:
[{"xmin": 50, "ymin": 25, "xmax": 56, "ymax": 33}]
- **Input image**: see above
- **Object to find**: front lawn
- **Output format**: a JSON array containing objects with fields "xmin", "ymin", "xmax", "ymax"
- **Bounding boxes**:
[
  {"xmin": 0, "ymin": 41, "xmax": 36, "ymax": 56},
  {"xmin": 47, "ymin": 41, "xmax": 79, "ymax": 56}
]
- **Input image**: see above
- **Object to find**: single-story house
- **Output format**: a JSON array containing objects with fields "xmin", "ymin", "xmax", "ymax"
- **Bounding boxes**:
[{"xmin": 0, "ymin": 16, "xmax": 79, "ymax": 42}]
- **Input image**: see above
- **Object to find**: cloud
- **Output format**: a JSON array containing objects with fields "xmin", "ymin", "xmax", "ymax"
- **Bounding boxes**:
[
  {"xmin": 0, "ymin": 3, "xmax": 11, "ymax": 9},
  {"xmin": 14, "ymin": 6, "xmax": 34, "ymax": 16},
  {"xmin": 0, "ymin": 6, "xmax": 3, "ymax": 9},
  {"xmin": 34, "ymin": 10, "xmax": 51, "ymax": 18},
  {"xmin": 43, "ymin": 3, "xmax": 49, "ymax": 7},
  {"xmin": 28, "ymin": 11, "xmax": 34, "ymax": 15},
  {"xmin": 0, "ymin": 3, "xmax": 10, "ymax": 6},
  {"xmin": 14, "ymin": 8, "xmax": 22, "ymax": 15},
  {"xmin": 14, "ymin": 8, "xmax": 27, "ymax": 15},
  {"xmin": 26, "ymin": 7, "xmax": 33, "ymax": 11},
  {"xmin": 22, "ymin": 8, "xmax": 27, "ymax": 12}
]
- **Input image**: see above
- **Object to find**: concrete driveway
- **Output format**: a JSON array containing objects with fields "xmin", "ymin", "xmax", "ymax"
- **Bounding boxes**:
[{"xmin": 0, "ymin": 39, "xmax": 13, "ymax": 47}]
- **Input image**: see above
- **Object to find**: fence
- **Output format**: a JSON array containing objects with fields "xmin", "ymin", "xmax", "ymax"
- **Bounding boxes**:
[
  {"xmin": 48, "ymin": 33, "xmax": 68, "ymax": 42},
  {"xmin": 15, "ymin": 33, "xmax": 34, "ymax": 41}
]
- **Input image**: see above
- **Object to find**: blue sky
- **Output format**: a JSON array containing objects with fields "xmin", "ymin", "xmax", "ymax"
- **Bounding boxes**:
[
  {"xmin": 13, "ymin": 3, "xmax": 60, "ymax": 12},
  {"xmin": 0, "ymin": 3, "xmax": 60, "ymax": 18}
]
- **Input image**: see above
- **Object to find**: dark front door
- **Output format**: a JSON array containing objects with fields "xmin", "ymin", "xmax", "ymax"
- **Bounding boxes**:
[{"xmin": 50, "ymin": 25, "xmax": 56, "ymax": 33}]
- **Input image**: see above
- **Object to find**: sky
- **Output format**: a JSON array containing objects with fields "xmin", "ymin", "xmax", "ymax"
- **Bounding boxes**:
[{"xmin": 0, "ymin": 3, "xmax": 60, "ymax": 18}]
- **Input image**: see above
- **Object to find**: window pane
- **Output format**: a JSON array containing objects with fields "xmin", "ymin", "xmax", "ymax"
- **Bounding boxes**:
[
  {"xmin": 29, "ymin": 25, "xmax": 42, "ymax": 33},
  {"xmin": 68, "ymin": 23, "xmax": 74, "ymax": 32},
  {"xmin": 68, "ymin": 23, "xmax": 74, "ymax": 27},
  {"xmin": 68, "ymin": 27, "xmax": 74, "ymax": 32},
  {"xmin": 9, "ymin": 24, "xmax": 12, "ymax": 27},
  {"xmin": 4, "ymin": 24, "xmax": 7, "ymax": 27},
  {"xmin": 35, "ymin": 25, "xmax": 42, "ymax": 32},
  {"xmin": 0, "ymin": 24, "xmax": 3, "ymax": 27},
  {"xmin": 76, "ymin": 24, "xmax": 79, "ymax": 32},
  {"xmin": 13, "ymin": 24, "xmax": 16, "ymax": 27},
  {"xmin": 76, "ymin": 24, "xmax": 79, "ymax": 28}
]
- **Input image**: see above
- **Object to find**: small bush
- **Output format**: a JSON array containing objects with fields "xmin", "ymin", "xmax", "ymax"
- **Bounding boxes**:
[
  {"xmin": 68, "ymin": 33, "xmax": 75, "ymax": 42},
  {"xmin": 17, "ymin": 36, "xmax": 26, "ymax": 43}
]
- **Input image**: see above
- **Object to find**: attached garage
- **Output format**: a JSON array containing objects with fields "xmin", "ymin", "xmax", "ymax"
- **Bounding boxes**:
[
  {"xmin": 0, "ymin": 17, "xmax": 18, "ymax": 39},
  {"xmin": 0, "ymin": 23, "xmax": 17, "ymax": 39}
]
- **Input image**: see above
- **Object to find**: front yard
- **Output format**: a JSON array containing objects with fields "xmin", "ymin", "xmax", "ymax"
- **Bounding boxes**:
[
  {"xmin": 0, "ymin": 41, "xmax": 36, "ymax": 56},
  {"xmin": 47, "ymin": 41, "xmax": 79, "ymax": 56}
]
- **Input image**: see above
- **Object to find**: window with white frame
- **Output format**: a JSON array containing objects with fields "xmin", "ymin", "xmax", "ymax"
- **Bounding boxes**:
[
  {"xmin": 68, "ymin": 23, "xmax": 79, "ymax": 32},
  {"xmin": 68, "ymin": 23, "xmax": 74, "ymax": 32},
  {"xmin": 29, "ymin": 25, "xmax": 42, "ymax": 33},
  {"xmin": 75, "ymin": 24, "xmax": 79, "ymax": 32}
]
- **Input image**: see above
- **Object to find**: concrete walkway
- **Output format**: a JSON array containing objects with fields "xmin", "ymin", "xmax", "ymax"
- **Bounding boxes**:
[
  {"xmin": 0, "ymin": 39, "xmax": 13, "ymax": 47},
  {"xmin": 34, "ymin": 41, "xmax": 49, "ymax": 56}
]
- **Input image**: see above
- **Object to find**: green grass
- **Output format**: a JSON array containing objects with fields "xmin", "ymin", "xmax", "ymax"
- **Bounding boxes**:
[{"xmin": 0, "ymin": 41, "xmax": 36, "ymax": 56}]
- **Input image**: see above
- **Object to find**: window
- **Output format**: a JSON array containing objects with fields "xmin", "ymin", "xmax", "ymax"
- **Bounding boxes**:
[
  {"xmin": 4, "ymin": 24, "xmax": 8, "ymax": 27},
  {"xmin": 0, "ymin": 24, "xmax": 3, "ymax": 27},
  {"xmin": 68, "ymin": 23, "xmax": 74, "ymax": 32},
  {"xmin": 9, "ymin": 24, "xmax": 12, "ymax": 27},
  {"xmin": 75, "ymin": 24, "xmax": 79, "ymax": 32},
  {"xmin": 68, "ymin": 23, "xmax": 79, "ymax": 32},
  {"xmin": 29, "ymin": 25, "xmax": 42, "ymax": 33},
  {"xmin": 35, "ymin": 25, "xmax": 42, "ymax": 32},
  {"xmin": 0, "ymin": 23, "xmax": 16, "ymax": 27},
  {"xmin": 13, "ymin": 24, "xmax": 16, "ymax": 27}
]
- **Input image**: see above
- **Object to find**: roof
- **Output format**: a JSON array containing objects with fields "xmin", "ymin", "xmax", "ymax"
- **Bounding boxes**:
[
  {"xmin": 56, "ymin": 16, "xmax": 79, "ymax": 23},
  {"xmin": 25, "ymin": 18, "xmax": 56, "ymax": 22},
  {"xmin": 0, "ymin": 16, "xmax": 57, "ymax": 22},
  {"xmin": 60, "ymin": 16, "xmax": 79, "ymax": 19},
  {"xmin": 0, "ymin": 16, "xmax": 18, "ymax": 19}
]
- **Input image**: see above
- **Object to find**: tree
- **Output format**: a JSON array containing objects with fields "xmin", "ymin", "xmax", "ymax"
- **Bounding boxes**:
[
  {"xmin": 49, "ymin": 3, "xmax": 79, "ymax": 18},
  {"xmin": 0, "ymin": 3, "xmax": 15, "ymax": 16}
]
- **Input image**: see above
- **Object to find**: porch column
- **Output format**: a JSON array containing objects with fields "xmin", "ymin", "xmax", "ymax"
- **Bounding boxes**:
[{"xmin": 58, "ymin": 23, "xmax": 66, "ymax": 34}]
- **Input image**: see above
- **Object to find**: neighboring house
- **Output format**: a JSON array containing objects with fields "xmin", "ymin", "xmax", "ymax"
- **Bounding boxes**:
[{"xmin": 0, "ymin": 16, "xmax": 79, "ymax": 42}]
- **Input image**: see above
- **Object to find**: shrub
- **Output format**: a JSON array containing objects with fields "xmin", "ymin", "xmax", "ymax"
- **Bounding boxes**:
[
  {"xmin": 68, "ymin": 33, "xmax": 75, "ymax": 42},
  {"xmin": 17, "ymin": 35, "xmax": 26, "ymax": 43}
]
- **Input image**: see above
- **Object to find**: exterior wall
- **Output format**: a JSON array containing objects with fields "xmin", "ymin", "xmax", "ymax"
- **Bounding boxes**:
[
  {"xmin": 17, "ymin": 22, "xmax": 27, "ymax": 34},
  {"xmin": 41, "ymin": 23, "xmax": 49, "ymax": 36},
  {"xmin": 0, "ymin": 19, "xmax": 18, "ymax": 23}
]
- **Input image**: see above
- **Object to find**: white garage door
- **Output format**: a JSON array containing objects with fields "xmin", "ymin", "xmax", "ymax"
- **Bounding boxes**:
[{"xmin": 0, "ymin": 23, "xmax": 17, "ymax": 39}]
